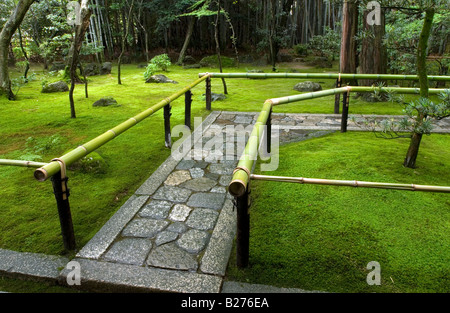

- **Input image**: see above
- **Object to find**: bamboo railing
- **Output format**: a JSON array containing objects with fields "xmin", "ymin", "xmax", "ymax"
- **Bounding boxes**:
[
  {"xmin": 227, "ymin": 81, "xmax": 450, "ymax": 267},
  {"xmin": 0, "ymin": 159, "xmax": 48, "ymax": 168},
  {"xmin": 34, "ymin": 74, "xmax": 211, "ymax": 182},
  {"xmin": 250, "ymin": 174, "xmax": 450, "ymax": 193},
  {"xmin": 228, "ymin": 85, "xmax": 450, "ymax": 197},
  {"xmin": 199, "ymin": 72, "xmax": 450, "ymax": 81}
]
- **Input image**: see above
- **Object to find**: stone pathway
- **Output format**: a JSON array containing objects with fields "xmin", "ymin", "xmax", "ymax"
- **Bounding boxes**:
[{"xmin": 0, "ymin": 111, "xmax": 449, "ymax": 293}]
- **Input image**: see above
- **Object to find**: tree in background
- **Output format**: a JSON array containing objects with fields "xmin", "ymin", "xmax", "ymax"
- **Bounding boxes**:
[
  {"xmin": 67, "ymin": 0, "xmax": 92, "ymax": 118},
  {"xmin": 0, "ymin": 0, "xmax": 35, "ymax": 100}
]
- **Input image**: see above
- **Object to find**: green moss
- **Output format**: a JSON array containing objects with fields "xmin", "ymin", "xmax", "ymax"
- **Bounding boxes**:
[
  {"xmin": 226, "ymin": 132, "xmax": 450, "ymax": 293},
  {"xmin": 0, "ymin": 63, "xmax": 448, "ymax": 293}
]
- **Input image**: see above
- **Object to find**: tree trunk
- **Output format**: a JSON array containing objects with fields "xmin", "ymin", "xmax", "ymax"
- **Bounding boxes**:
[
  {"xmin": 68, "ymin": 0, "xmax": 92, "ymax": 118},
  {"xmin": 18, "ymin": 26, "xmax": 30, "ymax": 82},
  {"xmin": 403, "ymin": 8, "xmax": 435, "ymax": 169},
  {"xmin": 118, "ymin": 0, "xmax": 135, "ymax": 85},
  {"xmin": 360, "ymin": 7, "xmax": 387, "ymax": 94},
  {"xmin": 339, "ymin": 0, "xmax": 358, "ymax": 85},
  {"xmin": 214, "ymin": 0, "xmax": 227, "ymax": 94},
  {"xmin": 0, "ymin": 0, "xmax": 35, "ymax": 100},
  {"xmin": 177, "ymin": 16, "xmax": 195, "ymax": 65}
]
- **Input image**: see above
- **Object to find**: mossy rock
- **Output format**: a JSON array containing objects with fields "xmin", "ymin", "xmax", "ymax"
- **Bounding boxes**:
[
  {"xmin": 41, "ymin": 81, "xmax": 69, "ymax": 93},
  {"xmin": 68, "ymin": 151, "xmax": 108, "ymax": 174},
  {"xmin": 199, "ymin": 55, "xmax": 236, "ymax": 68},
  {"xmin": 93, "ymin": 97, "xmax": 120, "ymax": 107}
]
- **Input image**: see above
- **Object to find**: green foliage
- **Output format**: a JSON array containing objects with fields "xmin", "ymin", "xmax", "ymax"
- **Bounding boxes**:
[
  {"xmin": 292, "ymin": 43, "xmax": 308, "ymax": 56},
  {"xmin": 307, "ymin": 26, "xmax": 340, "ymax": 61},
  {"xmin": 19, "ymin": 134, "xmax": 65, "ymax": 161},
  {"xmin": 143, "ymin": 54, "xmax": 172, "ymax": 80},
  {"xmin": 359, "ymin": 90, "xmax": 450, "ymax": 138},
  {"xmin": 199, "ymin": 55, "xmax": 236, "ymax": 68},
  {"xmin": 227, "ymin": 132, "xmax": 450, "ymax": 292}
]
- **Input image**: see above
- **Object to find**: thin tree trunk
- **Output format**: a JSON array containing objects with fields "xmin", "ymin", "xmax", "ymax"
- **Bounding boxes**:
[
  {"xmin": 360, "ymin": 7, "xmax": 387, "ymax": 99},
  {"xmin": 18, "ymin": 26, "xmax": 29, "ymax": 82},
  {"xmin": 339, "ymin": 0, "xmax": 359, "ymax": 85},
  {"xmin": 177, "ymin": 16, "xmax": 195, "ymax": 65},
  {"xmin": 118, "ymin": 0, "xmax": 135, "ymax": 85},
  {"xmin": 68, "ymin": 0, "xmax": 92, "ymax": 118},
  {"xmin": 215, "ymin": 0, "xmax": 227, "ymax": 94},
  {"xmin": 403, "ymin": 8, "xmax": 435, "ymax": 168},
  {"xmin": 0, "ymin": 0, "xmax": 35, "ymax": 100}
]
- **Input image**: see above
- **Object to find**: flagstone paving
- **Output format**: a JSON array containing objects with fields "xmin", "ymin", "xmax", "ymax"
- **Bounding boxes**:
[{"xmin": 1, "ymin": 111, "xmax": 449, "ymax": 293}]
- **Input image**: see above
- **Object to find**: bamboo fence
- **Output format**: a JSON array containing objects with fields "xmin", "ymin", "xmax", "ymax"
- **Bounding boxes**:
[
  {"xmin": 228, "ymin": 85, "xmax": 450, "ymax": 197},
  {"xmin": 199, "ymin": 72, "xmax": 450, "ymax": 81},
  {"xmin": 34, "ymin": 74, "xmax": 211, "ymax": 182},
  {"xmin": 250, "ymin": 174, "xmax": 450, "ymax": 193},
  {"xmin": 0, "ymin": 159, "xmax": 49, "ymax": 168}
]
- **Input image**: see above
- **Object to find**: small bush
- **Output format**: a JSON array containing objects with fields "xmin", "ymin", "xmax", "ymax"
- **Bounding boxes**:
[
  {"xmin": 293, "ymin": 44, "xmax": 309, "ymax": 56},
  {"xmin": 143, "ymin": 54, "xmax": 172, "ymax": 80}
]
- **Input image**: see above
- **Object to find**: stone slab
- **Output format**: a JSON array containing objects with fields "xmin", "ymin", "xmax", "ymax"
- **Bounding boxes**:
[
  {"xmin": 102, "ymin": 238, "xmax": 152, "ymax": 266},
  {"xmin": 153, "ymin": 185, "xmax": 192, "ymax": 203},
  {"xmin": 200, "ymin": 199, "xmax": 236, "ymax": 276},
  {"xmin": 139, "ymin": 200, "xmax": 173, "ymax": 219},
  {"xmin": 0, "ymin": 248, "xmax": 68, "ymax": 282},
  {"xmin": 58, "ymin": 258, "xmax": 222, "ymax": 293},
  {"xmin": 76, "ymin": 195, "xmax": 149, "ymax": 259},
  {"xmin": 147, "ymin": 243, "xmax": 198, "ymax": 271},
  {"xmin": 187, "ymin": 192, "xmax": 226, "ymax": 210},
  {"xmin": 186, "ymin": 208, "xmax": 219, "ymax": 231},
  {"xmin": 122, "ymin": 218, "xmax": 169, "ymax": 238},
  {"xmin": 177, "ymin": 229, "xmax": 209, "ymax": 254}
]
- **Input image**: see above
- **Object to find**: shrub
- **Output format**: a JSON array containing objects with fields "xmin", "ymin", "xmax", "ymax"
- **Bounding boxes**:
[
  {"xmin": 293, "ymin": 43, "xmax": 308, "ymax": 56},
  {"xmin": 143, "ymin": 54, "xmax": 172, "ymax": 80}
]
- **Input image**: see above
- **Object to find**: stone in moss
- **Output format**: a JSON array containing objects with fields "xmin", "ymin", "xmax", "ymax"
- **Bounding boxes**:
[{"xmin": 68, "ymin": 151, "xmax": 108, "ymax": 174}]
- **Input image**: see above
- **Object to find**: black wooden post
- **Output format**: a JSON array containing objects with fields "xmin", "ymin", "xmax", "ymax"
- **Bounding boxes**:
[
  {"xmin": 51, "ymin": 172, "xmax": 76, "ymax": 251},
  {"xmin": 334, "ymin": 78, "xmax": 342, "ymax": 114},
  {"xmin": 164, "ymin": 103, "xmax": 172, "ymax": 148},
  {"xmin": 185, "ymin": 90, "xmax": 192, "ymax": 130},
  {"xmin": 266, "ymin": 107, "xmax": 272, "ymax": 154},
  {"xmin": 236, "ymin": 185, "xmax": 250, "ymax": 268},
  {"xmin": 341, "ymin": 91, "xmax": 349, "ymax": 133},
  {"xmin": 205, "ymin": 76, "xmax": 212, "ymax": 111}
]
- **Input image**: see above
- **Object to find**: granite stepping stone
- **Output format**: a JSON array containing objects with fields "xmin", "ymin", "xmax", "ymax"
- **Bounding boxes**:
[
  {"xmin": 155, "ymin": 231, "xmax": 179, "ymax": 246},
  {"xmin": 103, "ymin": 238, "xmax": 152, "ymax": 266},
  {"xmin": 153, "ymin": 185, "xmax": 192, "ymax": 203},
  {"xmin": 164, "ymin": 170, "xmax": 191, "ymax": 186},
  {"xmin": 147, "ymin": 243, "xmax": 198, "ymax": 271},
  {"xmin": 139, "ymin": 200, "xmax": 173, "ymax": 219},
  {"xmin": 177, "ymin": 229, "xmax": 209, "ymax": 254},
  {"xmin": 181, "ymin": 177, "xmax": 217, "ymax": 192},
  {"xmin": 187, "ymin": 193, "xmax": 225, "ymax": 210},
  {"xmin": 122, "ymin": 218, "xmax": 169, "ymax": 238},
  {"xmin": 168, "ymin": 204, "xmax": 192, "ymax": 222},
  {"xmin": 186, "ymin": 208, "xmax": 219, "ymax": 231}
]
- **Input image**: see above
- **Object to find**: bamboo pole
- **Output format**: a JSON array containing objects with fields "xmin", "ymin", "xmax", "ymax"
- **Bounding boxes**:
[
  {"xmin": 0, "ymin": 159, "xmax": 49, "ymax": 168},
  {"xmin": 34, "ymin": 74, "xmax": 211, "ymax": 182},
  {"xmin": 228, "ymin": 85, "xmax": 450, "ymax": 197},
  {"xmin": 250, "ymin": 174, "xmax": 450, "ymax": 193},
  {"xmin": 228, "ymin": 101, "xmax": 273, "ymax": 197},
  {"xmin": 199, "ymin": 72, "xmax": 450, "ymax": 81}
]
